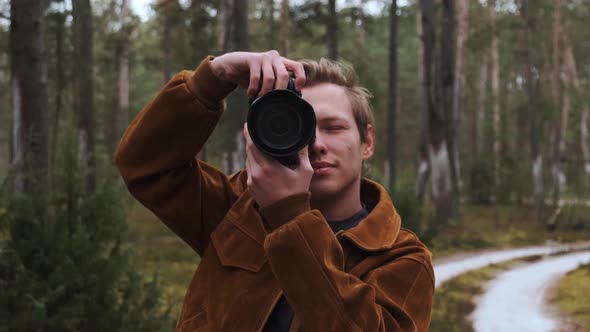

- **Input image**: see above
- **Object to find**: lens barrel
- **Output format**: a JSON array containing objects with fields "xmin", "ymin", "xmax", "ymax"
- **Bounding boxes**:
[{"xmin": 247, "ymin": 78, "xmax": 315, "ymax": 166}]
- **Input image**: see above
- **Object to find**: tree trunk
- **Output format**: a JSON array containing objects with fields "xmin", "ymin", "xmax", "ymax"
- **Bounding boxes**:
[
  {"xmin": 416, "ymin": 1, "xmax": 429, "ymax": 204},
  {"xmin": 51, "ymin": 11, "xmax": 66, "ymax": 173},
  {"xmin": 160, "ymin": 0, "xmax": 174, "ymax": 82},
  {"xmin": 269, "ymin": 0, "xmax": 277, "ymax": 48},
  {"xmin": 73, "ymin": 0, "xmax": 96, "ymax": 193},
  {"xmin": 417, "ymin": 0, "xmax": 453, "ymax": 224},
  {"xmin": 583, "ymin": 67, "xmax": 590, "ymax": 174},
  {"xmin": 489, "ymin": 0, "xmax": 500, "ymax": 199},
  {"xmin": 519, "ymin": 0, "xmax": 543, "ymax": 216},
  {"xmin": 386, "ymin": 0, "xmax": 398, "ymax": 192},
  {"xmin": 279, "ymin": 0, "xmax": 289, "ymax": 56},
  {"xmin": 221, "ymin": 0, "xmax": 249, "ymax": 174},
  {"xmin": 550, "ymin": 0, "xmax": 563, "ymax": 211},
  {"xmin": 327, "ymin": 0, "xmax": 338, "ymax": 59},
  {"xmin": 10, "ymin": 0, "xmax": 49, "ymax": 204},
  {"xmin": 359, "ymin": 0, "xmax": 368, "ymax": 46},
  {"xmin": 453, "ymin": 0, "xmax": 468, "ymax": 191},
  {"xmin": 476, "ymin": 54, "xmax": 488, "ymax": 155},
  {"xmin": 108, "ymin": 0, "xmax": 130, "ymax": 158},
  {"xmin": 440, "ymin": 0, "xmax": 458, "ymax": 217}
]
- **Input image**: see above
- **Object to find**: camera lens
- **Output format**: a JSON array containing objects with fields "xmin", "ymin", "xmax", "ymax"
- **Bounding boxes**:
[
  {"xmin": 256, "ymin": 101, "xmax": 303, "ymax": 151},
  {"xmin": 247, "ymin": 88, "xmax": 315, "ymax": 165}
]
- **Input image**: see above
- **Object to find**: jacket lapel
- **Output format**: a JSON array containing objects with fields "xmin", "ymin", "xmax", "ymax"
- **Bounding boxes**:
[{"xmin": 338, "ymin": 179, "xmax": 401, "ymax": 252}]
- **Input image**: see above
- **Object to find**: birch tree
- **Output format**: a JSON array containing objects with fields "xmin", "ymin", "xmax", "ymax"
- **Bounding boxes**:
[
  {"xmin": 416, "ymin": 0, "xmax": 455, "ymax": 224},
  {"xmin": 551, "ymin": 0, "xmax": 564, "ymax": 211},
  {"xmin": 519, "ymin": 0, "xmax": 543, "ymax": 217}
]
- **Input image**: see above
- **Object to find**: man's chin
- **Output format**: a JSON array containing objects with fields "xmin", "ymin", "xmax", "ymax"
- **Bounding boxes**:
[{"xmin": 309, "ymin": 183, "xmax": 339, "ymax": 201}]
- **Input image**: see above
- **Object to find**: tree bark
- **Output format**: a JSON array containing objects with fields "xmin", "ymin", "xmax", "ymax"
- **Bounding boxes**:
[
  {"xmin": 279, "ymin": 0, "xmax": 289, "ymax": 56},
  {"xmin": 327, "ymin": 0, "xmax": 338, "ymax": 59},
  {"xmin": 441, "ymin": 0, "xmax": 458, "ymax": 217},
  {"xmin": 416, "ymin": 1, "xmax": 429, "ymax": 204},
  {"xmin": 489, "ymin": 0, "xmax": 500, "ymax": 199},
  {"xmin": 476, "ymin": 54, "xmax": 488, "ymax": 155},
  {"xmin": 417, "ymin": 0, "xmax": 453, "ymax": 224},
  {"xmin": 386, "ymin": 0, "xmax": 398, "ymax": 192},
  {"xmin": 453, "ymin": 0, "xmax": 468, "ymax": 191},
  {"xmin": 108, "ymin": 0, "xmax": 130, "ymax": 158},
  {"xmin": 267, "ymin": 0, "xmax": 277, "ymax": 49},
  {"xmin": 583, "ymin": 67, "xmax": 590, "ymax": 174},
  {"xmin": 519, "ymin": 0, "xmax": 543, "ymax": 216},
  {"xmin": 160, "ymin": 0, "xmax": 174, "ymax": 82},
  {"xmin": 10, "ymin": 0, "xmax": 49, "ymax": 200},
  {"xmin": 72, "ymin": 0, "xmax": 96, "ymax": 192},
  {"xmin": 51, "ymin": 10, "xmax": 66, "ymax": 173},
  {"xmin": 551, "ymin": 0, "xmax": 563, "ymax": 211},
  {"xmin": 221, "ymin": 0, "xmax": 249, "ymax": 174}
]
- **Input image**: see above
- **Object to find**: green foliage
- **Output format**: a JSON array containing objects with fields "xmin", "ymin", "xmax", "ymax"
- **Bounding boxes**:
[
  {"xmin": 0, "ymin": 161, "xmax": 172, "ymax": 331},
  {"xmin": 465, "ymin": 153, "xmax": 494, "ymax": 204},
  {"xmin": 390, "ymin": 176, "xmax": 424, "ymax": 238}
]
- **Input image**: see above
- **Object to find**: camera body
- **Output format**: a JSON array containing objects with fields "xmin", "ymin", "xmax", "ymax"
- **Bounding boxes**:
[{"xmin": 247, "ymin": 78, "xmax": 316, "ymax": 166}]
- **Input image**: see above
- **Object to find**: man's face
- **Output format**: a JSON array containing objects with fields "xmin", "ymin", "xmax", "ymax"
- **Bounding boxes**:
[{"xmin": 301, "ymin": 83, "xmax": 374, "ymax": 201}]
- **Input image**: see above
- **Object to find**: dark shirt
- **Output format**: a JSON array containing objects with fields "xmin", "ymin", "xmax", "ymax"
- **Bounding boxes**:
[{"xmin": 262, "ymin": 208, "xmax": 369, "ymax": 332}]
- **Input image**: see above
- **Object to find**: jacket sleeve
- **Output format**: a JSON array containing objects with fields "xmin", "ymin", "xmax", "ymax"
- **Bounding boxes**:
[
  {"xmin": 115, "ymin": 56, "xmax": 246, "ymax": 256},
  {"xmin": 259, "ymin": 196, "xmax": 434, "ymax": 332}
]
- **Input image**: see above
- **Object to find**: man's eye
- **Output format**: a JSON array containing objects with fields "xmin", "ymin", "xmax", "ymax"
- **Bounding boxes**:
[{"xmin": 327, "ymin": 126, "xmax": 345, "ymax": 131}]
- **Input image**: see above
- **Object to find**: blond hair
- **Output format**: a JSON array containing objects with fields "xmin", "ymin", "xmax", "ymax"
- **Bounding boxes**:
[{"xmin": 298, "ymin": 58, "xmax": 375, "ymax": 144}]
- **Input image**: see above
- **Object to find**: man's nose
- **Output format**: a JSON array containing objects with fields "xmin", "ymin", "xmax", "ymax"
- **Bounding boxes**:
[{"xmin": 309, "ymin": 127, "xmax": 327, "ymax": 156}]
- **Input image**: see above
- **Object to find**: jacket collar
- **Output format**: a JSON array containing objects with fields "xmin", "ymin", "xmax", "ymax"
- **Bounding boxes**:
[{"xmin": 337, "ymin": 179, "xmax": 401, "ymax": 252}]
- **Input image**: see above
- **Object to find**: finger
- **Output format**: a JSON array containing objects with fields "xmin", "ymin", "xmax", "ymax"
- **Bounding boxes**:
[
  {"xmin": 247, "ymin": 62, "xmax": 262, "ymax": 98},
  {"xmin": 273, "ymin": 57, "xmax": 290, "ymax": 90},
  {"xmin": 282, "ymin": 58, "xmax": 306, "ymax": 91},
  {"xmin": 297, "ymin": 145, "xmax": 312, "ymax": 168},
  {"xmin": 258, "ymin": 61, "xmax": 275, "ymax": 97}
]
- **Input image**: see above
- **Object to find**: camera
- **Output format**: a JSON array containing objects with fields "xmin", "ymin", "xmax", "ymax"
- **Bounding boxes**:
[{"xmin": 247, "ymin": 77, "xmax": 316, "ymax": 166}]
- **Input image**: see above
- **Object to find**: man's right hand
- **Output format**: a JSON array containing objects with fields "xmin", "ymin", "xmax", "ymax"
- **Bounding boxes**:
[{"xmin": 210, "ymin": 50, "xmax": 306, "ymax": 99}]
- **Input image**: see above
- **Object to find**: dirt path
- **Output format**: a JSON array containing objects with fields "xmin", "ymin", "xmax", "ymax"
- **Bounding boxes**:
[
  {"xmin": 434, "ymin": 242, "xmax": 590, "ymax": 288},
  {"xmin": 471, "ymin": 251, "xmax": 590, "ymax": 332}
]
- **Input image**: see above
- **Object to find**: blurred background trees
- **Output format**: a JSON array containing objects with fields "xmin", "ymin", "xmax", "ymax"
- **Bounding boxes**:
[{"xmin": 1, "ymin": 0, "xmax": 590, "ymax": 330}]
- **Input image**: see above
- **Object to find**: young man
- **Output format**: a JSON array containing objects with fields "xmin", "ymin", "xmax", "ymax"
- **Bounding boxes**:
[{"xmin": 115, "ymin": 51, "xmax": 434, "ymax": 332}]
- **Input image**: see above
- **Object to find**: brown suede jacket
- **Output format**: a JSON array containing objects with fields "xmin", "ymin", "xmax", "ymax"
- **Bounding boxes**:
[{"xmin": 115, "ymin": 57, "xmax": 435, "ymax": 332}]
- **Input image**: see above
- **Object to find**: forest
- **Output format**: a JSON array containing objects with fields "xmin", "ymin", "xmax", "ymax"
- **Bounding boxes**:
[{"xmin": 1, "ymin": 0, "xmax": 590, "ymax": 331}]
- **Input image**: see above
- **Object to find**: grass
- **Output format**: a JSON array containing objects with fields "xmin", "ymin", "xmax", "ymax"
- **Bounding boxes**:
[
  {"xmin": 549, "ymin": 263, "xmax": 590, "ymax": 332},
  {"xmin": 428, "ymin": 204, "xmax": 590, "ymax": 259},
  {"xmin": 126, "ymin": 203, "xmax": 198, "ymax": 319}
]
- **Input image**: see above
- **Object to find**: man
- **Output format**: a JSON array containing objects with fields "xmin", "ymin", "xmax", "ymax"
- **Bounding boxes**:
[{"xmin": 115, "ymin": 50, "xmax": 434, "ymax": 332}]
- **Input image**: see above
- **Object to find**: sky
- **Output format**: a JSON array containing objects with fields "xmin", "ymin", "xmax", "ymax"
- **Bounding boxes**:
[{"xmin": 130, "ymin": 0, "xmax": 155, "ymax": 21}]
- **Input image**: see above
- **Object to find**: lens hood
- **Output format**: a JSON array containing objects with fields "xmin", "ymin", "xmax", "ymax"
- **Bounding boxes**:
[{"xmin": 247, "ymin": 79, "xmax": 315, "ymax": 166}]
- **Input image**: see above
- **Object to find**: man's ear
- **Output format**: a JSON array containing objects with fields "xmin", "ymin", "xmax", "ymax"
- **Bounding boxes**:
[{"xmin": 362, "ymin": 124, "xmax": 375, "ymax": 160}]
